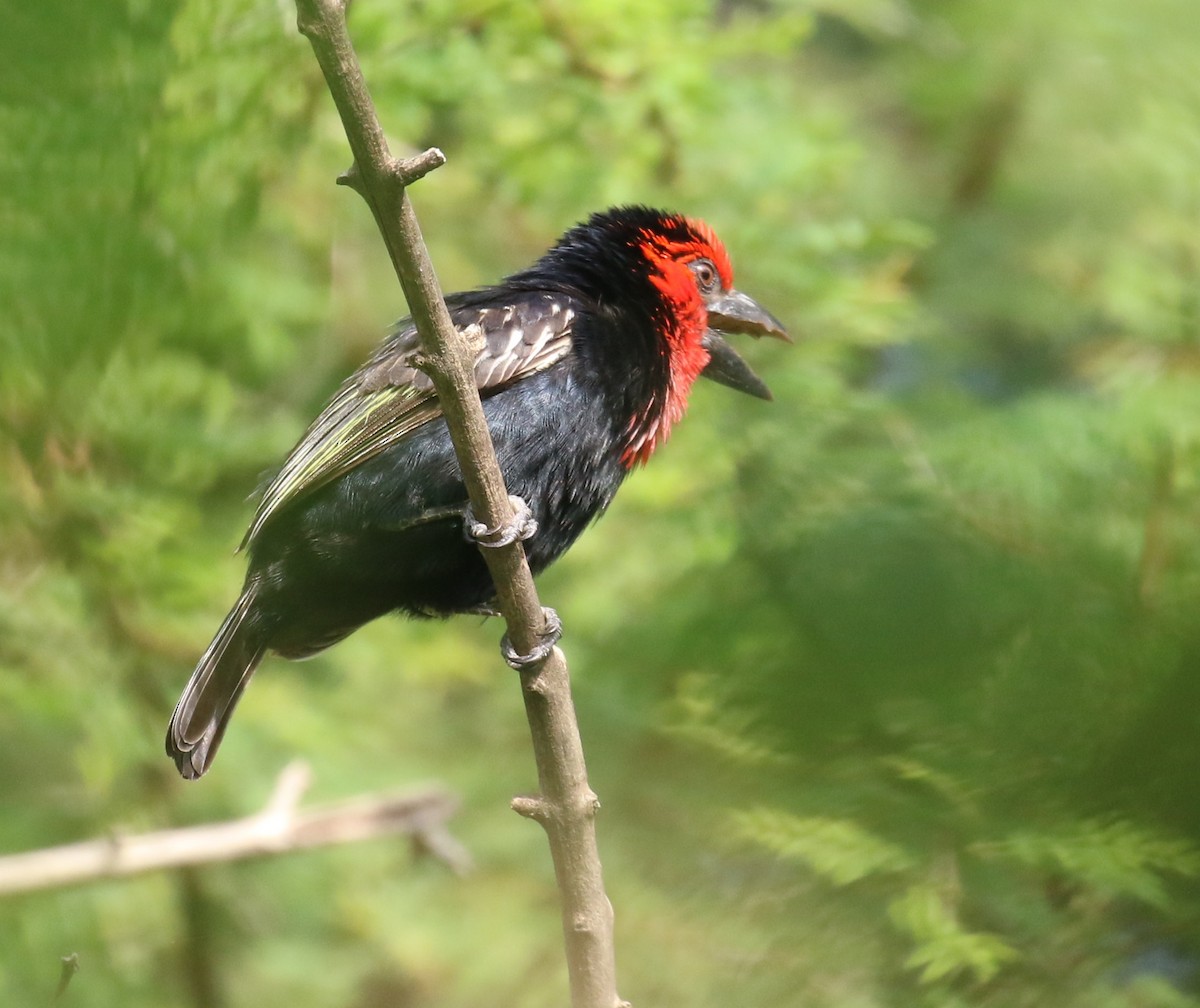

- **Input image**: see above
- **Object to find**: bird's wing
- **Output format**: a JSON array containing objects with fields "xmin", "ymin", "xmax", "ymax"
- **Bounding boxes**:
[{"xmin": 241, "ymin": 292, "xmax": 577, "ymax": 548}]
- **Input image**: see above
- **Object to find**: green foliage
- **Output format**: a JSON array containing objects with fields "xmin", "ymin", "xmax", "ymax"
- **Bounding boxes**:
[
  {"xmin": 4, "ymin": 0, "xmax": 1200, "ymax": 1006},
  {"xmin": 731, "ymin": 807, "xmax": 914, "ymax": 885},
  {"xmin": 888, "ymin": 884, "xmax": 1018, "ymax": 985},
  {"xmin": 996, "ymin": 821, "xmax": 1200, "ymax": 910}
]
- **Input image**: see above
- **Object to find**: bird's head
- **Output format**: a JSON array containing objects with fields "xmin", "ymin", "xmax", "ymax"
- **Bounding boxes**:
[
  {"xmin": 521, "ymin": 206, "xmax": 789, "ymax": 465},
  {"xmin": 624, "ymin": 209, "xmax": 789, "ymax": 402}
]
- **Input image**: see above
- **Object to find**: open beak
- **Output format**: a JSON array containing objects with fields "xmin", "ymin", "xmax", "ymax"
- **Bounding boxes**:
[{"xmin": 701, "ymin": 289, "xmax": 790, "ymax": 401}]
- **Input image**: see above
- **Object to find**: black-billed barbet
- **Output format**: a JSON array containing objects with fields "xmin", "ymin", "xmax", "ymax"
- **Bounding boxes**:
[{"xmin": 166, "ymin": 205, "xmax": 787, "ymax": 778}]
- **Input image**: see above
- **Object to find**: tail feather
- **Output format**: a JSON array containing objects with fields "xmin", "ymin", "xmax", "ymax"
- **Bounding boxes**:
[{"xmin": 166, "ymin": 588, "xmax": 267, "ymax": 780}]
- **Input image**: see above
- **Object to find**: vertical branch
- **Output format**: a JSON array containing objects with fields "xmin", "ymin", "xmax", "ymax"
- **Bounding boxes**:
[
  {"xmin": 52, "ymin": 955, "xmax": 80, "ymax": 1005},
  {"xmin": 177, "ymin": 870, "xmax": 225, "ymax": 1008},
  {"xmin": 292, "ymin": 3, "xmax": 625, "ymax": 1006},
  {"xmin": 511, "ymin": 662, "xmax": 618, "ymax": 1004}
]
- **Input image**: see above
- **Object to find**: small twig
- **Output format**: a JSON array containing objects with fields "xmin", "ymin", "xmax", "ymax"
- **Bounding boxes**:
[
  {"xmin": 337, "ymin": 148, "xmax": 447, "ymax": 193},
  {"xmin": 293, "ymin": 3, "xmax": 624, "ymax": 1005},
  {"xmin": 1136, "ymin": 440, "xmax": 1175, "ymax": 609},
  {"xmin": 0, "ymin": 763, "xmax": 462, "ymax": 896},
  {"xmin": 52, "ymin": 954, "xmax": 79, "ymax": 1005}
]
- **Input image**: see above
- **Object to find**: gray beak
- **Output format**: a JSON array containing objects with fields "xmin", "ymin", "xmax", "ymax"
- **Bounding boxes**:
[{"xmin": 701, "ymin": 289, "xmax": 790, "ymax": 400}]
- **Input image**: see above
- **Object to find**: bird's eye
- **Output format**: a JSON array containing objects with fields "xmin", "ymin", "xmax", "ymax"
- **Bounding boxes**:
[{"xmin": 689, "ymin": 258, "xmax": 720, "ymax": 294}]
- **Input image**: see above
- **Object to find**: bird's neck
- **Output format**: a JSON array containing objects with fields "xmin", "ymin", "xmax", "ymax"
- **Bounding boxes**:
[{"xmin": 513, "ymin": 243, "xmax": 709, "ymax": 469}]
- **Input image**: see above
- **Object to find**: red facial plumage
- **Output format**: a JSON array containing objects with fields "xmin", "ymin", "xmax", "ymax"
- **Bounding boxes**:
[{"xmin": 622, "ymin": 217, "xmax": 735, "ymax": 466}]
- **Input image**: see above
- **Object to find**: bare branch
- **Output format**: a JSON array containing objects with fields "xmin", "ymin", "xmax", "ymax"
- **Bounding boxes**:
[
  {"xmin": 294, "ymin": 0, "xmax": 550, "ymax": 650},
  {"xmin": 53, "ymin": 954, "xmax": 79, "ymax": 1004},
  {"xmin": 0, "ymin": 763, "xmax": 464, "ymax": 896},
  {"xmin": 292, "ymin": 2, "xmax": 625, "ymax": 1005}
]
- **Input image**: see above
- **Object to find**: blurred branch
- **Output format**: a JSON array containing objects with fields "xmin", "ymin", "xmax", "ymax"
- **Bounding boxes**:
[
  {"xmin": 1137, "ymin": 441, "xmax": 1176, "ymax": 609},
  {"xmin": 292, "ymin": 2, "xmax": 624, "ymax": 1006},
  {"xmin": 53, "ymin": 954, "xmax": 79, "ymax": 1004},
  {"xmin": 0, "ymin": 762, "xmax": 466, "ymax": 896},
  {"xmin": 951, "ymin": 81, "xmax": 1023, "ymax": 210}
]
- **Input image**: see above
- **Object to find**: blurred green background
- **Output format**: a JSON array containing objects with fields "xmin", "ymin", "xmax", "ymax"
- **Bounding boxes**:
[{"xmin": 3, "ymin": 0, "xmax": 1200, "ymax": 1005}]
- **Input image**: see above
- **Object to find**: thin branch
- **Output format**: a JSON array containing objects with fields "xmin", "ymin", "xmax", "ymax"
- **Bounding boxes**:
[
  {"xmin": 295, "ymin": 0, "xmax": 546, "ymax": 649},
  {"xmin": 53, "ymin": 954, "xmax": 79, "ymax": 1005},
  {"xmin": 1137, "ymin": 440, "xmax": 1175, "ymax": 609},
  {"xmin": 292, "ymin": 3, "xmax": 625, "ymax": 1006},
  {"xmin": 0, "ymin": 762, "xmax": 465, "ymax": 896}
]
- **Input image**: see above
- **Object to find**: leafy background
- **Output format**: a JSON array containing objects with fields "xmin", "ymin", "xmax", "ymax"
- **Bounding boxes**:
[{"xmin": 3, "ymin": 1, "xmax": 1200, "ymax": 1005}]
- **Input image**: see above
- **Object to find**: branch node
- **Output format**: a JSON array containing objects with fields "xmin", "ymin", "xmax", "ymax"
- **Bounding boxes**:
[
  {"xmin": 265, "ymin": 760, "xmax": 313, "ymax": 817},
  {"xmin": 296, "ymin": 0, "xmax": 348, "ymax": 43},
  {"xmin": 511, "ymin": 795, "xmax": 551, "ymax": 822},
  {"xmin": 295, "ymin": 10, "xmax": 317, "ymax": 39},
  {"xmin": 257, "ymin": 761, "xmax": 312, "ymax": 847},
  {"xmin": 392, "ymin": 147, "xmax": 447, "ymax": 186},
  {"xmin": 336, "ymin": 162, "xmax": 366, "ymax": 195}
]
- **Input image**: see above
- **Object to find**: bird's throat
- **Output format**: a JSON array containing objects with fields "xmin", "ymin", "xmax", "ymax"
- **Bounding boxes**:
[{"xmin": 620, "ymin": 268, "xmax": 711, "ymax": 468}]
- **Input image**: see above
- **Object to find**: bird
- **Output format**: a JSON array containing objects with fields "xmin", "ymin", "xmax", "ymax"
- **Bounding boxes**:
[{"xmin": 166, "ymin": 205, "xmax": 788, "ymax": 779}]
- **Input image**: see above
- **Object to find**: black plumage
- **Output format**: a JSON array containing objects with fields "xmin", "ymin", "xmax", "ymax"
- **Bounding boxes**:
[{"xmin": 166, "ymin": 206, "xmax": 786, "ymax": 778}]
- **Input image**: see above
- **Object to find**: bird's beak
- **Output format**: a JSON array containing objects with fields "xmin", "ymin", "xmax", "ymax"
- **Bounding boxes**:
[{"xmin": 701, "ymin": 289, "xmax": 790, "ymax": 401}]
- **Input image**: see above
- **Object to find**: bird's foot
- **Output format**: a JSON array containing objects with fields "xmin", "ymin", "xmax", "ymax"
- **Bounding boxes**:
[
  {"xmin": 463, "ymin": 495, "xmax": 538, "ymax": 548},
  {"xmin": 501, "ymin": 607, "xmax": 562, "ymax": 669}
]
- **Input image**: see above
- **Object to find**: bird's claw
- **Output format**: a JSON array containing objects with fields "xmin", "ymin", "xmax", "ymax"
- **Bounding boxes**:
[
  {"xmin": 501, "ymin": 607, "xmax": 562, "ymax": 669},
  {"xmin": 464, "ymin": 495, "xmax": 538, "ymax": 548}
]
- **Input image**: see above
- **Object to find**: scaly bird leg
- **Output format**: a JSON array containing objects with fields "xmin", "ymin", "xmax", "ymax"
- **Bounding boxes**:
[
  {"xmin": 501, "ymin": 607, "xmax": 562, "ymax": 669},
  {"xmin": 462, "ymin": 494, "xmax": 538, "ymax": 548}
]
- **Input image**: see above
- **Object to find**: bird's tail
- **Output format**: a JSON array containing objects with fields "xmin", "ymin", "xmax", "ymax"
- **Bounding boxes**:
[{"xmin": 166, "ymin": 587, "xmax": 267, "ymax": 780}]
